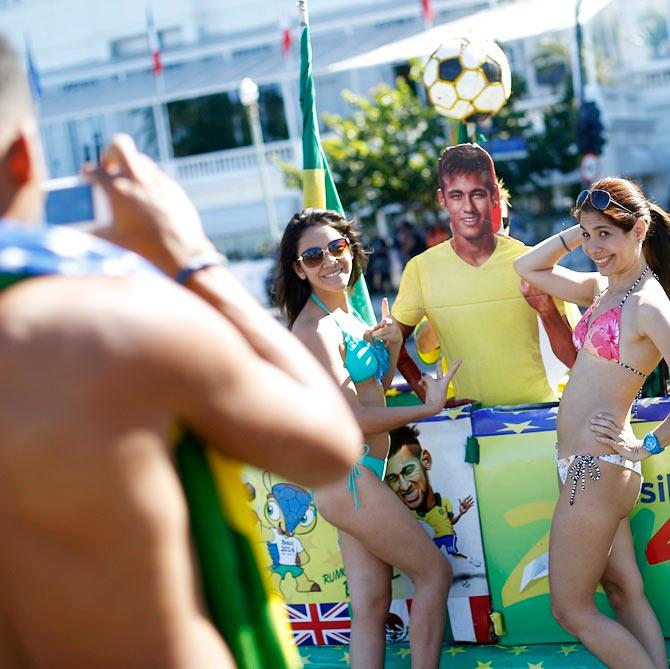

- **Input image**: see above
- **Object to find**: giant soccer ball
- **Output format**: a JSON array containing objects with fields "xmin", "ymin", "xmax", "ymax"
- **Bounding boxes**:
[{"xmin": 423, "ymin": 37, "xmax": 512, "ymax": 122}]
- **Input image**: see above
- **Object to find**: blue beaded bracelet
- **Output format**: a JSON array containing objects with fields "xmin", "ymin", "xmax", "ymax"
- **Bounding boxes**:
[{"xmin": 175, "ymin": 253, "xmax": 226, "ymax": 285}]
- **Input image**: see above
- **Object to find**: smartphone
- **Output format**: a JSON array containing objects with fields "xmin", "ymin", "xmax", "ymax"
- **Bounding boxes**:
[{"xmin": 44, "ymin": 176, "xmax": 111, "ymax": 228}]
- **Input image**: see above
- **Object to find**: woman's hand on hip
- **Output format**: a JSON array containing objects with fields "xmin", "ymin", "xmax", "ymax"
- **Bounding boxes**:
[{"xmin": 590, "ymin": 412, "xmax": 649, "ymax": 461}]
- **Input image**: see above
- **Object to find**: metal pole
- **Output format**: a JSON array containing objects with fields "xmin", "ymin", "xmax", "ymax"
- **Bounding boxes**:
[
  {"xmin": 247, "ymin": 102, "xmax": 280, "ymax": 242},
  {"xmin": 575, "ymin": 0, "xmax": 585, "ymax": 103},
  {"xmin": 153, "ymin": 74, "xmax": 174, "ymax": 169},
  {"xmin": 297, "ymin": 0, "xmax": 308, "ymax": 28}
]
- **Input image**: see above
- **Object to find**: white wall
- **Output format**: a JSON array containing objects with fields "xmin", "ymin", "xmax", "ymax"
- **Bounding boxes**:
[{"xmin": 0, "ymin": 0, "xmax": 397, "ymax": 73}]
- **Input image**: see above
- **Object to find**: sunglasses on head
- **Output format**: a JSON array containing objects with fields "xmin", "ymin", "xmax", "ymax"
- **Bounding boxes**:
[
  {"xmin": 576, "ymin": 189, "xmax": 634, "ymax": 215},
  {"xmin": 296, "ymin": 237, "xmax": 350, "ymax": 268}
]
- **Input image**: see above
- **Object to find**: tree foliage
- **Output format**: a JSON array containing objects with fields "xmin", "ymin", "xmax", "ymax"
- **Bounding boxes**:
[{"xmin": 492, "ymin": 75, "xmax": 579, "ymax": 211}]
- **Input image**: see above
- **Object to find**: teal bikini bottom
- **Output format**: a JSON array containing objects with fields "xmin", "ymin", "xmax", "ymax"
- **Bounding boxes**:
[{"xmin": 348, "ymin": 444, "xmax": 387, "ymax": 510}]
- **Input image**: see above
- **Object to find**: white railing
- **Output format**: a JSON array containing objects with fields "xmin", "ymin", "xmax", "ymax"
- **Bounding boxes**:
[
  {"xmin": 623, "ymin": 61, "xmax": 670, "ymax": 92},
  {"xmin": 172, "ymin": 139, "xmax": 298, "ymax": 181}
]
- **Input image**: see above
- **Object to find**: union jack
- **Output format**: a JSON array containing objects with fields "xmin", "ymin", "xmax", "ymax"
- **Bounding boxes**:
[{"xmin": 286, "ymin": 601, "xmax": 351, "ymax": 646}]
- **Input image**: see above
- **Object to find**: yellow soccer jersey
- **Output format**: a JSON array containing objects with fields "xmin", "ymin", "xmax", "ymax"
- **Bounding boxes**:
[
  {"xmin": 393, "ymin": 236, "xmax": 562, "ymax": 407},
  {"xmin": 413, "ymin": 493, "xmax": 454, "ymax": 538}
]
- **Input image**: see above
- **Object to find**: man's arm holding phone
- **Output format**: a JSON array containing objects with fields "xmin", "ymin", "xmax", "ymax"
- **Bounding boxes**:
[
  {"xmin": 88, "ymin": 135, "xmax": 330, "ymax": 382},
  {"xmin": 86, "ymin": 134, "xmax": 362, "ymax": 480}
]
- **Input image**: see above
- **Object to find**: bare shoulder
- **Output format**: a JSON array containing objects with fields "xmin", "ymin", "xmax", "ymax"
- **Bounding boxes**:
[
  {"xmin": 291, "ymin": 305, "xmax": 347, "ymax": 380},
  {"xmin": 0, "ymin": 274, "xmax": 195, "ymax": 353},
  {"xmin": 0, "ymin": 273, "xmax": 237, "ymax": 399},
  {"xmin": 292, "ymin": 305, "xmax": 338, "ymax": 350},
  {"xmin": 637, "ymin": 279, "xmax": 670, "ymax": 322}
]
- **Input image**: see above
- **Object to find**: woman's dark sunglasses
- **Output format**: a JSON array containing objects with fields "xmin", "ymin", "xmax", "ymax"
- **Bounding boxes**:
[
  {"xmin": 576, "ymin": 189, "xmax": 634, "ymax": 215},
  {"xmin": 296, "ymin": 237, "xmax": 350, "ymax": 268}
]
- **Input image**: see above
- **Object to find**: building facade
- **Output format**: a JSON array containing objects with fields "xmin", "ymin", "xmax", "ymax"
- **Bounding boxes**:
[{"xmin": 3, "ymin": 0, "xmax": 670, "ymax": 255}]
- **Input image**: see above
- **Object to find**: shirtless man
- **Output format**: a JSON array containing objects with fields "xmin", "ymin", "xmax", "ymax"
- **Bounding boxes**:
[{"xmin": 0, "ymin": 37, "xmax": 361, "ymax": 668}]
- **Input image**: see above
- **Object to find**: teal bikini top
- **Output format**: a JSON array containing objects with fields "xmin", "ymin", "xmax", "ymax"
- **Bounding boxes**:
[{"xmin": 311, "ymin": 293, "xmax": 390, "ymax": 384}]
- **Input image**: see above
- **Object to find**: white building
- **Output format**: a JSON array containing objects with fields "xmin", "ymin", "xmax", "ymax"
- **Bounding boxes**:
[{"xmin": 3, "ymin": 0, "xmax": 670, "ymax": 255}]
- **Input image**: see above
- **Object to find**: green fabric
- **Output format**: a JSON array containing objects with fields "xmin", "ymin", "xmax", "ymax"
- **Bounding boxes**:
[
  {"xmin": 385, "ymin": 389, "xmax": 423, "ymax": 407},
  {"xmin": 299, "ymin": 22, "xmax": 374, "ymax": 326},
  {"xmin": 175, "ymin": 432, "xmax": 296, "ymax": 669},
  {"xmin": 465, "ymin": 435, "xmax": 480, "ymax": 464},
  {"xmin": 641, "ymin": 362, "xmax": 668, "ymax": 398}
]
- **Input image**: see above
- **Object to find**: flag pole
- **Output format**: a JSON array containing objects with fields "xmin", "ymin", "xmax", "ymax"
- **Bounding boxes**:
[
  {"xmin": 152, "ymin": 73, "xmax": 173, "ymax": 166},
  {"xmin": 296, "ymin": 0, "xmax": 375, "ymax": 325},
  {"xmin": 147, "ymin": 6, "xmax": 173, "ymax": 168},
  {"xmin": 23, "ymin": 34, "xmax": 41, "ymax": 118}
]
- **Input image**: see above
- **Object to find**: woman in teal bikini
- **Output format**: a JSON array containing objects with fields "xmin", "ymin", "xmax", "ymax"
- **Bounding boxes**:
[
  {"xmin": 515, "ymin": 178, "xmax": 669, "ymax": 669},
  {"xmin": 274, "ymin": 209, "xmax": 461, "ymax": 669}
]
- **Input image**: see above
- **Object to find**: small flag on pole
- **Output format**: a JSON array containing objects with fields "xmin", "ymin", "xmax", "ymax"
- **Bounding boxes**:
[
  {"xmin": 421, "ymin": 0, "xmax": 434, "ymax": 24},
  {"xmin": 146, "ymin": 8, "xmax": 163, "ymax": 76},
  {"xmin": 297, "ymin": 0, "xmax": 374, "ymax": 325},
  {"xmin": 280, "ymin": 14, "xmax": 292, "ymax": 58},
  {"xmin": 25, "ymin": 41, "xmax": 42, "ymax": 100}
]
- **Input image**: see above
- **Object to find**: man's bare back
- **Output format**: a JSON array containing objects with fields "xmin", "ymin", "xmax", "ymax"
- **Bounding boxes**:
[
  {"xmin": 0, "ymin": 277, "xmax": 230, "ymax": 666},
  {"xmin": 0, "ymin": 255, "xmax": 359, "ymax": 667},
  {"xmin": 0, "ymin": 41, "xmax": 362, "ymax": 664}
]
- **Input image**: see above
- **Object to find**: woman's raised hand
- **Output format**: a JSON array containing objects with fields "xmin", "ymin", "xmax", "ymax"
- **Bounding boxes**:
[
  {"xmin": 365, "ymin": 297, "xmax": 403, "ymax": 349},
  {"xmin": 419, "ymin": 359, "xmax": 462, "ymax": 413}
]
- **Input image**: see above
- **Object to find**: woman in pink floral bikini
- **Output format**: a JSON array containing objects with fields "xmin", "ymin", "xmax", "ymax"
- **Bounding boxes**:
[{"xmin": 515, "ymin": 178, "xmax": 669, "ymax": 669}]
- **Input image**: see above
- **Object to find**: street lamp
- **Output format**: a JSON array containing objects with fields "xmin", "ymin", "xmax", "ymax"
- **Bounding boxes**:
[{"xmin": 239, "ymin": 77, "xmax": 280, "ymax": 243}]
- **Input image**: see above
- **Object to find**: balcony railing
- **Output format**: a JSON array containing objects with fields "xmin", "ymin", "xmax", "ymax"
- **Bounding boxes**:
[
  {"xmin": 622, "ymin": 60, "xmax": 670, "ymax": 93},
  {"xmin": 172, "ymin": 139, "xmax": 298, "ymax": 182}
]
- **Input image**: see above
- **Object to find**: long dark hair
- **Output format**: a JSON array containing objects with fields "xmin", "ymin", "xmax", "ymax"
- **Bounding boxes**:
[
  {"xmin": 272, "ymin": 208, "xmax": 368, "ymax": 328},
  {"xmin": 572, "ymin": 177, "xmax": 670, "ymax": 298}
]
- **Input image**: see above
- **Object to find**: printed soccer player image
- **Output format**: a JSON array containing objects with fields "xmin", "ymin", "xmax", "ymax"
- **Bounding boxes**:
[{"xmin": 386, "ymin": 425, "xmax": 481, "ymax": 568}]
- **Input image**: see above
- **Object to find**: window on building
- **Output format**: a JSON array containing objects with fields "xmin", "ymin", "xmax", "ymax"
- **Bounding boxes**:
[
  {"xmin": 231, "ymin": 44, "xmax": 272, "ymax": 60},
  {"xmin": 111, "ymin": 34, "xmax": 149, "ymax": 59},
  {"xmin": 168, "ymin": 84, "xmax": 288, "ymax": 158},
  {"xmin": 259, "ymin": 85, "xmax": 289, "ymax": 144},
  {"xmin": 393, "ymin": 63, "xmax": 417, "ymax": 94},
  {"xmin": 111, "ymin": 27, "xmax": 182, "ymax": 59}
]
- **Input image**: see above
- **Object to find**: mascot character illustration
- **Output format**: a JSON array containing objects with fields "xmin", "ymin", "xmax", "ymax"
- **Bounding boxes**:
[{"xmin": 258, "ymin": 472, "xmax": 321, "ymax": 595}]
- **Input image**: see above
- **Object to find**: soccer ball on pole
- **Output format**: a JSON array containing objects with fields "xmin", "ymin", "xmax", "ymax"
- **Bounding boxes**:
[{"xmin": 423, "ymin": 36, "xmax": 512, "ymax": 122}]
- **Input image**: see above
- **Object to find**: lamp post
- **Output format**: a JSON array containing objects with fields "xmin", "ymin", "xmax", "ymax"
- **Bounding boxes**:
[{"xmin": 239, "ymin": 77, "xmax": 280, "ymax": 244}]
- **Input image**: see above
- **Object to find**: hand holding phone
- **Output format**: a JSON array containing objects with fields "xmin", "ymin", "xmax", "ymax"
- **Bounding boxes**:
[{"xmin": 44, "ymin": 176, "xmax": 111, "ymax": 228}]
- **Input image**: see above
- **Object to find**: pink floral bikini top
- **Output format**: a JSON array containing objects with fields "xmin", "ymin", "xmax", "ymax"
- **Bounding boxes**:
[{"xmin": 571, "ymin": 267, "xmax": 650, "ymax": 378}]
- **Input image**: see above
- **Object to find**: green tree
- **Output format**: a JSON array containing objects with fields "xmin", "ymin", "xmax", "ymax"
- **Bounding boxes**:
[
  {"xmin": 493, "ymin": 75, "xmax": 579, "ymax": 215},
  {"xmin": 637, "ymin": 8, "xmax": 670, "ymax": 59}
]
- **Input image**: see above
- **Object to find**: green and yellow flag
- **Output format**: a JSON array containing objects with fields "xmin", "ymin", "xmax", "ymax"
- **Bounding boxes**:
[{"xmin": 298, "ymin": 0, "xmax": 375, "ymax": 324}]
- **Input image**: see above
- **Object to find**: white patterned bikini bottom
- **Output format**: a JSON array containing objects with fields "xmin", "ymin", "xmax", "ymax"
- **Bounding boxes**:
[{"xmin": 556, "ymin": 448, "xmax": 642, "ymax": 506}]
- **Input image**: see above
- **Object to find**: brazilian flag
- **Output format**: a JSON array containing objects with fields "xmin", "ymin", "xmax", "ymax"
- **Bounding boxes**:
[
  {"xmin": 298, "ymin": 2, "xmax": 375, "ymax": 325},
  {"xmin": 176, "ymin": 433, "xmax": 301, "ymax": 669}
]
